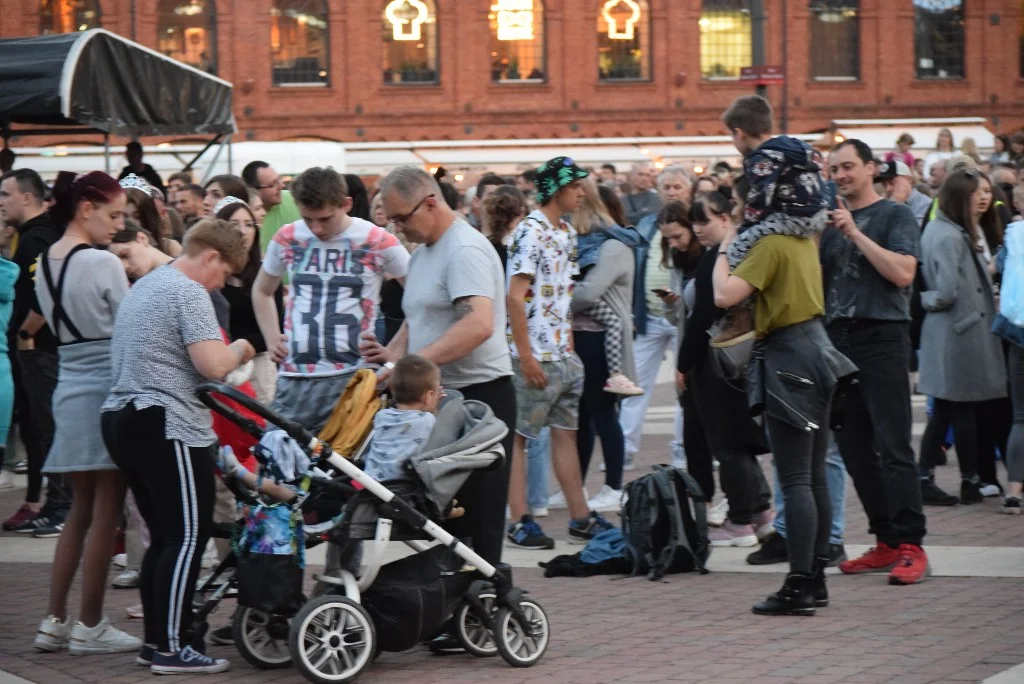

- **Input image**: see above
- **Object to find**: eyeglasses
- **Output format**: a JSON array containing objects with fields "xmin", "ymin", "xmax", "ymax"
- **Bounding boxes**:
[
  {"xmin": 388, "ymin": 194, "xmax": 435, "ymax": 226},
  {"xmin": 256, "ymin": 177, "xmax": 283, "ymax": 190}
]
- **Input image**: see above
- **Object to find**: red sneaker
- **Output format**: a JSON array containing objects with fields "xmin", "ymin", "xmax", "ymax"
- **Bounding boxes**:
[
  {"xmin": 888, "ymin": 544, "xmax": 931, "ymax": 585},
  {"xmin": 2, "ymin": 504, "xmax": 38, "ymax": 531},
  {"xmin": 838, "ymin": 543, "xmax": 901, "ymax": 575}
]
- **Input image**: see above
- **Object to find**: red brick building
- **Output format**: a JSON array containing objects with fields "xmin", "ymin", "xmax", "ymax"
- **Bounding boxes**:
[{"xmin": 3, "ymin": 1, "xmax": 1023, "ymax": 145}]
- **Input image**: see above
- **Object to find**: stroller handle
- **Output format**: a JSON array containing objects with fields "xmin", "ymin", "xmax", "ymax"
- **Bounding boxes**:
[{"xmin": 196, "ymin": 382, "xmax": 320, "ymax": 450}]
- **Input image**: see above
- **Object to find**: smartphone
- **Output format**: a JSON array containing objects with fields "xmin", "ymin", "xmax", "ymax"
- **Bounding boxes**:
[{"xmin": 651, "ymin": 288, "xmax": 672, "ymax": 297}]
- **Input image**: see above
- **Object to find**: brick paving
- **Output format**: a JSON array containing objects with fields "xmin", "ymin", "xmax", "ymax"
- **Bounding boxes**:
[{"xmin": 2, "ymin": 382, "xmax": 1023, "ymax": 683}]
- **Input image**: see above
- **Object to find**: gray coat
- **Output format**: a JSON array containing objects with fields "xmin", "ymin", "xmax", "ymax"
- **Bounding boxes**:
[
  {"xmin": 571, "ymin": 239, "xmax": 638, "ymax": 383},
  {"xmin": 918, "ymin": 212, "xmax": 1007, "ymax": 402}
]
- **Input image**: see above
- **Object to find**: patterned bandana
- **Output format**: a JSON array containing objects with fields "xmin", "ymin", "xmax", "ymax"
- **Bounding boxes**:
[{"xmin": 534, "ymin": 156, "xmax": 590, "ymax": 205}]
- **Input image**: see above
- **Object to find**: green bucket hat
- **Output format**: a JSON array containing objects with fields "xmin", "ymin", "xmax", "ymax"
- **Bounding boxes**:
[{"xmin": 534, "ymin": 156, "xmax": 590, "ymax": 205}]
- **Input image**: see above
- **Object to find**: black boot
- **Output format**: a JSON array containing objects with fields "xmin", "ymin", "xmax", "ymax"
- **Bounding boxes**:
[
  {"xmin": 960, "ymin": 479, "xmax": 984, "ymax": 505},
  {"xmin": 752, "ymin": 572, "xmax": 816, "ymax": 616},
  {"xmin": 921, "ymin": 477, "xmax": 959, "ymax": 506},
  {"xmin": 811, "ymin": 556, "xmax": 829, "ymax": 608}
]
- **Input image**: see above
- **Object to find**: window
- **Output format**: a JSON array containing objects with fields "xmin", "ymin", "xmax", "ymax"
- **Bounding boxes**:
[
  {"xmin": 382, "ymin": 0, "xmax": 439, "ymax": 84},
  {"xmin": 597, "ymin": 0, "xmax": 651, "ymax": 81},
  {"xmin": 157, "ymin": 1, "xmax": 217, "ymax": 74},
  {"xmin": 39, "ymin": 0, "xmax": 101, "ymax": 35},
  {"xmin": 809, "ymin": 1, "xmax": 859, "ymax": 80},
  {"xmin": 271, "ymin": 0, "xmax": 329, "ymax": 86},
  {"xmin": 699, "ymin": 0, "xmax": 751, "ymax": 80},
  {"xmin": 489, "ymin": 0, "xmax": 546, "ymax": 83},
  {"xmin": 914, "ymin": 0, "xmax": 964, "ymax": 79}
]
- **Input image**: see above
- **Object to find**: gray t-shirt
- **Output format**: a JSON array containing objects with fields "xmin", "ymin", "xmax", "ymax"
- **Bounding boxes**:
[
  {"xmin": 34, "ymin": 248, "xmax": 129, "ymax": 343},
  {"xmin": 403, "ymin": 218, "xmax": 512, "ymax": 389},
  {"xmin": 103, "ymin": 265, "xmax": 223, "ymax": 446},
  {"xmin": 819, "ymin": 198, "xmax": 921, "ymax": 325}
]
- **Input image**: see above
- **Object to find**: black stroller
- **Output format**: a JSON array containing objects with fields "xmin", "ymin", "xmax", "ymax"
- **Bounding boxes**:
[{"xmin": 196, "ymin": 381, "xmax": 550, "ymax": 683}]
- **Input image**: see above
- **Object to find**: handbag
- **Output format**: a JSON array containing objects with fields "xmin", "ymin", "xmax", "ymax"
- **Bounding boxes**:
[{"xmin": 234, "ymin": 499, "xmax": 305, "ymax": 616}]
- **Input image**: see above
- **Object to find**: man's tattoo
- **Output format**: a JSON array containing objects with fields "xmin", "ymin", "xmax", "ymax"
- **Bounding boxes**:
[{"xmin": 454, "ymin": 297, "xmax": 474, "ymax": 320}]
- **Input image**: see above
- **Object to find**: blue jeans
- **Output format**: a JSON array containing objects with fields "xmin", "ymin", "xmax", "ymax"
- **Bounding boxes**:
[
  {"xmin": 527, "ymin": 428, "xmax": 550, "ymax": 511},
  {"xmin": 774, "ymin": 432, "xmax": 846, "ymax": 545}
]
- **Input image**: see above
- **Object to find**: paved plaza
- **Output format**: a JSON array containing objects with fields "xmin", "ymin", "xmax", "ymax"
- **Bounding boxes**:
[{"xmin": 2, "ymin": 366, "xmax": 1024, "ymax": 684}]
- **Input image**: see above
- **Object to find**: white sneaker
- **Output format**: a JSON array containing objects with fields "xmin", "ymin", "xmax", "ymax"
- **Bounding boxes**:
[
  {"xmin": 980, "ymin": 483, "xmax": 1001, "ymax": 497},
  {"xmin": 0, "ymin": 469, "xmax": 16, "ymax": 491},
  {"xmin": 112, "ymin": 553, "xmax": 127, "ymax": 569},
  {"xmin": 707, "ymin": 499, "xmax": 729, "ymax": 527},
  {"xmin": 34, "ymin": 615, "xmax": 72, "ymax": 652},
  {"xmin": 113, "ymin": 569, "xmax": 141, "ymax": 589},
  {"xmin": 530, "ymin": 507, "xmax": 549, "ymax": 518},
  {"xmin": 587, "ymin": 485, "xmax": 624, "ymax": 513},
  {"xmin": 603, "ymin": 373, "xmax": 644, "ymax": 396},
  {"xmin": 69, "ymin": 616, "xmax": 142, "ymax": 655},
  {"xmin": 548, "ymin": 489, "xmax": 587, "ymax": 509}
]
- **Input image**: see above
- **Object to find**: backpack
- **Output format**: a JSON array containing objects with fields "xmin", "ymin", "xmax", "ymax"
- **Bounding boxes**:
[
  {"xmin": 621, "ymin": 465, "xmax": 711, "ymax": 580},
  {"xmin": 1000, "ymin": 221, "xmax": 1024, "ymax": 326}
]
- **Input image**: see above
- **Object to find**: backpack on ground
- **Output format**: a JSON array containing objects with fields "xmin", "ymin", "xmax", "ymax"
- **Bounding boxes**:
[{"xmin": 621, "ymin": 465, "xmax": 711, "ymax": 580}]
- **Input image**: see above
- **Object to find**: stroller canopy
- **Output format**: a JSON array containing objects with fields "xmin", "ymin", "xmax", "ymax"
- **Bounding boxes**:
[{"xmin": 411, "ymin": 393, "xmax": 508, "ymax": 511}]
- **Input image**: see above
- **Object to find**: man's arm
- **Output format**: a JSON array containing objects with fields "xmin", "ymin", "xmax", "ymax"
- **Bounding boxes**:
[
  {"xmin": 832, "ymin": 207, "xmax": 917, "ymax": 288},
  {"xmin": 252, "ymin": 269, "xmax": 286, "ymax": 363},
  {"xmin": 16, "ymin": 310, "xmax": 47, "ymax": 350},
  {"xmin": 416, "ymin": 295, "xmax": 495, "ymax": 367},
  {"xmin": 506, "ymin": 274, "xmax": 547, "ymax": 388}
]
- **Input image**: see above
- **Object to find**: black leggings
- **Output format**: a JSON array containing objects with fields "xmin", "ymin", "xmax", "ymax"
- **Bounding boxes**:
[
  {"xmin": 680, "ymin": 388, "xmax": 715, "ymax": 501},
  {"xmin": 920, "ymin": 398, "xmax": 981, "ymax": 480},
  {"xmin": 575, "ymin": 331, "xmax": 625, "ymax": 490},
  {"xmin": 102, "ymin": 403, "xmax": 215, "ymax": 653}
]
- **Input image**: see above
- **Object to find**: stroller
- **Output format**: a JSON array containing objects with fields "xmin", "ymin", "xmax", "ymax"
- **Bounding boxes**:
[{"xmin": 196, "ymin": 379, "xmax": 551, "ymax": 683}]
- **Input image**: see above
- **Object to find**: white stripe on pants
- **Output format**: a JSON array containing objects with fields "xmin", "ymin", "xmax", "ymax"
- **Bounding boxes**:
[
  {"xmin": 168, "ymin": 441, "xmax": 200, "ymax": 653},
  {"xmin": 619, "ymin": 315, "xmax": 684, "ymax": 461}
]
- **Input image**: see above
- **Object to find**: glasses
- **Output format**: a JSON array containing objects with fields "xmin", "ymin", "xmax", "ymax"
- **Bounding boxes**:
[
  {"xmin": 256, "ymin": 177, "xmax": 283, "ymax": 190},
  {"xmin": 388, "ymin": 194, "xmax": 435, "ymax": 226}
]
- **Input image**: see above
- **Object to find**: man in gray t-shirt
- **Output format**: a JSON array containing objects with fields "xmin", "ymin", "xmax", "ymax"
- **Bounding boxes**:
[{"xmin": 363, "ymin": 166, "xmax": 514, "ymax": 566}]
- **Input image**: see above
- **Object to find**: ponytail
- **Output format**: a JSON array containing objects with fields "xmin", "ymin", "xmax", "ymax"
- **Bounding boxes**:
[{"xmin": 49, "ymin": 170, "xmax": 124, "ymax": 228}]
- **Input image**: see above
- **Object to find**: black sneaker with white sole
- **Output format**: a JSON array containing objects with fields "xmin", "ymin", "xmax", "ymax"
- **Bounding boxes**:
[
  {"xmin": 14, "ymin": 511, "xmax": 66, "ymax": 536},
  {"xmin": 506, "ymin": 515, "xmax": 555, "ymax": 550},
  {"xmin": 1002, "ymin": 496, "xmax": 1022, "ymax": 515},
  {"xmin": 136, "ymin": 643, "xmax": 156, "ymax": 667},
  {"xmin": 151, "ymin": 646, "xmax": 230, "ymax": 675},
  {"xmin": 567, "ymin": 511, "xmax": 614, "ymax": 545}
]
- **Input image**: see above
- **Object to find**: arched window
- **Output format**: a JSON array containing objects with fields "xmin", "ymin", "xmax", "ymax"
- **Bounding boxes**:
[
  {"xmin": 597, "ymin": 0, "xmax": 651, "ymax": 81},
  {"xmin": 809, "ymin": 1, "xmax": 859, "ymax": 80},
  {"xmin": 489, "ymin": 0, "xmax": 546, "ymax": 83},
  {"xmin": 699, "ymin": 0, "xmax": 751, "ymax": 80},
  {"xmin": 271, "ymin": 0, "xmax": 330, "ymax": 86},
  {"xmin": 382, "ymin": 0, "xmax": 439, "ymax": 84},
  {"xmin": 914, "ymin": 0, "xmax": 964, "ymax": 79},
  {"xmin": 157, "ymin": 1, "xmax": 218, "ymax": 74},
  {"xmin": 39, "ymin": 0, "xmax": 101, "ymax": 35}
]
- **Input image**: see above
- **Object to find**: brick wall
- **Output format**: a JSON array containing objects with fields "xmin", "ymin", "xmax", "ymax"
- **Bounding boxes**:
[{"xmin": 3, "ymin": 0, "xmax": 1023, "ymax": 145}]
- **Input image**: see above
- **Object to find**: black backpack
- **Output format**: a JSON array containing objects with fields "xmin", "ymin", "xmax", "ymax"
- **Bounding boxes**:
[{"xmin": 621, "ymin": 465, "xmax": 711, "ymax": 580}]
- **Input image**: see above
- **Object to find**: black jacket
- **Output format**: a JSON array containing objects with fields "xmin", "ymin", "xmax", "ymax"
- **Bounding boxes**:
[
  {"xmin": 11, "ymin": 212, "xmax": 60, "ymax": 353},
  {"xmin": 677, "ymin": 247, "xmax": 724, "ymax": 375}
]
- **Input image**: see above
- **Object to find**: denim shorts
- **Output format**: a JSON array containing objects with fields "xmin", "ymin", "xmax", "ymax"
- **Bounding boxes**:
[{"xmin": 511, "ymin": 354, "xmax": 584, "ymax": 439}]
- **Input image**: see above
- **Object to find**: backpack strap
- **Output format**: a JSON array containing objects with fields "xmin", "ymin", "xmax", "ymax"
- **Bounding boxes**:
[{"xmin": 40, "ymin": 243, "xmax": 91, "ymax": 343}]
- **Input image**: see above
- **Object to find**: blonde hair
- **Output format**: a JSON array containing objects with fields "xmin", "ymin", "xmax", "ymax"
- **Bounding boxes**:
[
  {"xmin": 573, "ymin": 178, "xmax": 614, "ymax": 236},
  {"xmin": 183, "ymin": 219, "xmax": 249, "ymax": 273}
]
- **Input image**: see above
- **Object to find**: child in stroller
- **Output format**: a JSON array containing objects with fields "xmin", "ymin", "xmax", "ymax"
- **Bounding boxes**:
[{"xmin": 194, "ymin": 368, "xmax": 550, "ymax": 683}]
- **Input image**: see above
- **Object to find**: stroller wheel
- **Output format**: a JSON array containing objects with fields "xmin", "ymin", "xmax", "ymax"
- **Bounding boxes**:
[
  {"xmin": 454, "ymin": 592, "xmax": 498, "ymax": 657},
  {"xmin": 289, "ymin": 595, "xmax": 376, "ymax": 684},
  {"xmin": 232, "ymin": 607, "xmax": 293, "ymax": 670},
  {"xmin": 494, "ymin": 598, "xmax": 550, "ymax": 668}
]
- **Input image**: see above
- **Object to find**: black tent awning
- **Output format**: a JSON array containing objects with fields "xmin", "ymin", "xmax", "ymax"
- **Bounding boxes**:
[{"xmin": 0, "ymin": 29, "xmax": 236, "ymax": 138}]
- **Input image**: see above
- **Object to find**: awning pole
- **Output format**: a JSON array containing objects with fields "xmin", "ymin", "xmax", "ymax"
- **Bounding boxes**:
[
  {"xmin": 227, "ymin": 134, "xmax": 233, "ymax": 175},
  {"xmin": 103, "ymin": 133, "xmax": 111, "ymax": 174},
  {"xmin": 182, "ymin": 135, "xmax": 222, "ymax": 175}
]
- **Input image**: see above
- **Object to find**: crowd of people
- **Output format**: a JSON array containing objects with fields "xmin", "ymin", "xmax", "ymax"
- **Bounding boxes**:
[{"xmin": 0, "ymin": 94, "xmax": 1022, "ymax": 671}]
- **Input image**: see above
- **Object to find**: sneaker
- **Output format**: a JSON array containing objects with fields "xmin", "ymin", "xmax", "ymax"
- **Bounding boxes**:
[
  {"xmin": 603, "ymin": 373, "xmax": 644, "ymax": 396},
  {"xmin": 752, "ymin": 509, "xmax": 775, "ymax": 541},
  {"xmin": 34, "ymin": 615, "xmax": 72, "ymax": 652},
  {"xmin": 709, "ymin": 521, "xmax": 758, "ymax": 547},
  {"xmin": 979, "ymin": 482, "xmax": 1002, "ymax": 498},
  {"xmin": 1002, "ymin": 496, "xmax": 1023, "ymax": 515},
  {"xmin": 113, "ymin": 569, "xmax": 141, "ymax": 589},
  {"xmin": 151, "ymin": 646, "xmax": 230, "ymax": 675},
  {"xmin": 32, "ymin": 520, "xmax": 65, "ymax": 538},
  {"xmin": 125, "ymin": 604, "xmax": 144, "ymax": 620},
  {"xmin": 839, "ymin": 543, "xmax": 901, "ymax": 575},
  {"xmin": 707, "ymin": 499, "xmax": 729, "ymax": 527},
  {"xmin": 137, "ymin": 643, "xmax": 157, "ymax": 667},
  {"xmin": 827, "ymin": 543, "xmax": 847, "ymax": 567},
  {"xmin": 567, "ymin": 511, "xmax": 614, "ymax": 545},
  {"xmin": 3, "ymin": 503, "xmax": 38, "ymax": 531},
  {"xmin": 960, "ymin": 479, "xmax": 984, "ymax": 505},
  {"xmin": 208, "ymin": 625, "xmax": 233, "ymax": 646},
  {"xmin": 746, "ymin": 531, "xmax": 789, "ymax": 565},
  {"xmin": 69, "ymin": 616, "xmax": 142, "ymax": 655},
  {"xmin": 547, "ymin": 490, "xmax": 567, "ymax": 509},
  {"xmin": 529, "ymin": 506, "xmax": 549, "ymax": 518},
  {"xmin": 14, "ymin": 509, "xmax": 64, "ymax": 535},
  {"xmin": 0, "ymin": 470, "xmax": 16, "ymax": 491},
  {"xmin": 921, "ymin": 480, "xmax": 959, "ymax": 506},
  {"xmin": 506, "ymin": 516, "xmax": 555, "ymax": 550},
  {"xmin": 113, "ymin": 553, "xmax": 128, "ymax": 569},
  {"xmin": 888, "ymin": 544, "xmax": 931, "ymax": 585},
  {"xmin": 14, "ymin": 459, "xmax": 27, "ymax": 474},
  {"xmin": 587, "ymin": 485, "xmax": 623, "ymax": 513}
]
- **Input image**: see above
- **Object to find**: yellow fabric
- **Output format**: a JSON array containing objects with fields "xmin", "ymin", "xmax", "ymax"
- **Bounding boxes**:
[
  {"xmin": 318, "ymin": 369, "xmax": 383, "ymax": 457},
  {"xmin": 731, "ymin": 235, "xmax": 824, "ymax": 339}
]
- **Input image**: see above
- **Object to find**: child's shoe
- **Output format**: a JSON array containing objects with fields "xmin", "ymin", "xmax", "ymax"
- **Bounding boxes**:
[{"xmin": 604, "ymin": 373, "xmax": 644, "ymax": 396}]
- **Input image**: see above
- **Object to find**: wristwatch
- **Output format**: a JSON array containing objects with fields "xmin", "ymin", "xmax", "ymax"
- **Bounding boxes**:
[{"xmin": 17, "ymin": 330, "xmax": 32, "ymax": 341}]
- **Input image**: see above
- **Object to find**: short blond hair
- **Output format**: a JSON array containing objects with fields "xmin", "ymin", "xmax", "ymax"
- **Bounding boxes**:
[{"xmin": 183, "ymin": 219, "xmax": 248, "ymax": 273}]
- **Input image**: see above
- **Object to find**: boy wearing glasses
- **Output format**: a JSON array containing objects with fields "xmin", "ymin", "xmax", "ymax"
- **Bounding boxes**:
[{"xmin": 253, "ymin": 167, "xmax": 410, "ymax": 431}]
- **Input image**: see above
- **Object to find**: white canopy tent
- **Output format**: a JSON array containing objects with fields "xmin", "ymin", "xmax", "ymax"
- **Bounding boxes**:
[{"xmin": 830, "ymin": 118, "xmax": 995, "ymax": 156}]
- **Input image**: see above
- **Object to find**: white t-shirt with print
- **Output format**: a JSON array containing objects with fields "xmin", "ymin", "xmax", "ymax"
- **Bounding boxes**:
[
  {"xmin": 506, "ymin": 209, "xmax": 579, "ymax": 362},
  {"xmin": 262, "ymin": 217, "xmax": 410, "ymax": 377}
]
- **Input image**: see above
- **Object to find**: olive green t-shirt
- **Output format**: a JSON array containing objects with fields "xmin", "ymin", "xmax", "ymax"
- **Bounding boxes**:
[{"xmin": 731, "ymin": 235, "xmax": 824, "ymax": 338}]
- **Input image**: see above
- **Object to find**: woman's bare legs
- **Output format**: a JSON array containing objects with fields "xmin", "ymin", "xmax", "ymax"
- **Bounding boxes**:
[{"xmin": 47, "ymin": 472, "xmax": 95, "ymax": 621}]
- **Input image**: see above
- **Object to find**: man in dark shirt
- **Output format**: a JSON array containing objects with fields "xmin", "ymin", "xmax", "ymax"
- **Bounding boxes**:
[
  {"xmin": 622, "ymin": 162, "xmax": 664, "ymax": 227},
  {"xmin": 0, "ymin": 169, "xmax": 68, "ymax": 535},
  {"xmin": 819, "ymin": 139, "xmax": 929, "ymax": 585},
  {"xmin": 118, "ymin": 141, "xmax": 166, "ymax": 200}
]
